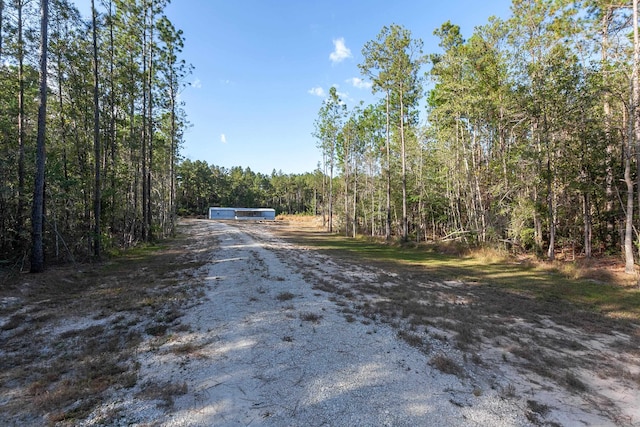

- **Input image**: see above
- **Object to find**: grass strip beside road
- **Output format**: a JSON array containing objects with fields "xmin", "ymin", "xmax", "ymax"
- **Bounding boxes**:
[{"xmin": 282, "ymin": 230, "xmax": 640, "ymax": 322}]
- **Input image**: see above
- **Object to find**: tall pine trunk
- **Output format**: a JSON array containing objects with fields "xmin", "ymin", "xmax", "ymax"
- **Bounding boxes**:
[
  {"xmin": 583, "ymin": 191, "xmax": 592, "ymax": 258},
  {"xmin": 30, "ymin": 0, "xmax": 49, "ymax": 273},
  {"xmin": 343, "ymin": 134, "xmax": 349, "ymax": 237},
  {"xmin": 352, "ymin": 156, "xmax": 357, "ymax": 238},
  {"xmin": 91, "ymin": 0, "xmax": 101, "ymax": 259},
  {"xmin": 546, "ymin": 137, "xmax": 555, "ymax": 261},
  {"xmin": 0, "ymin": 0, "xmax": 4, "ymax": 60},
  {"xmin": 168, "ymin": 64, "xmax": 177, "ymax": 236},
  {"xmin": 141, "ymin": 6, "xmax": 149, "ymax": 242},
  {"xmin": 602, "ymin": 7, "xmax": 616, "ymax": 251},
  {"xmin": 635, "ymin": 0, "xmax": 640, "ymax": 265},
  {"xmin": 16, "ymin": 0, "xmax": 25, "ymax": 251},
  {"xmin": 626, "ymin": 0, "xmax": 640, "ymax": 274},
  {"xmin": 146, "ymin": 1, "xmax": 154, "ymax": 241},
  {"xmin": 328, "ymin": 144, "xmax": 333, "ymax": 233},
  {"xmin": 106, "ymin": 0, "xmax": 117, "ymax": 234},
  {"xmin": 624, "ymin": 92, "xmax": 635, "ymax": 274},
  {"xmin": 400, "ymin": 88, "xmax": 408, "ymax": 242},
  {"xmin": 385, "ymin": 90, "xmax": 391, "ymax": 240}
]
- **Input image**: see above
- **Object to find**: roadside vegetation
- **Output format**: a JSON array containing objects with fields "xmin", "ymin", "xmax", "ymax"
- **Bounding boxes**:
[
  {"xmin": 269, "ymin": 217, "xmax": 640, "ymax": 424},
  {"xmin": 283, "ymin": 228, "xmax": 640, "ymax": 320},
  {"xmin": 0, "ymin": 223, "xmax": 212, "ymax": 425}
]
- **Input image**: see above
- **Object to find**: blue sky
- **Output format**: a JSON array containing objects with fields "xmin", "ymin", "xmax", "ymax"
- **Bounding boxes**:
[{"xmin": 75, "ymin": 1, "xmax": 514, "ymax": 175}]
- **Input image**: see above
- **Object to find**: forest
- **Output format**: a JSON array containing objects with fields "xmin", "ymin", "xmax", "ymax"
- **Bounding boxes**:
[
  {"xmin": 4, "ymin": 0, "xmax": 640, "ymax": 273},
  {"xmin": 311, "ymin": 0, "xmax": 640, "ymax": 274},
  {"xmin": 1, "ymin": 0, "xmax": 188, "ymax": 270},
  {"xmin": 175, "ymin": 161, "xmax": 320, "ymax": 217}
]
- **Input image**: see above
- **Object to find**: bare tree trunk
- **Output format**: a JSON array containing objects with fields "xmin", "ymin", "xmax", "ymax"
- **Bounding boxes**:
[
  {"xmin": 471, "ymin": 125, "xmax": 486, "ymax": 242},
  {"xmin": 168, "ymin": 53, "xmax": 177, "ymax": 236},
  {"xmin": 343, "ymin": 136, "xmax": 349, "ymax": 237},
  {"xmin": 141, "ymin": 24, "xmax": 148, "ymax": 241},
  {"xmin": 624, "ymin": 131, "xmax": 635, "ymax": 273},
  {"xmin": 546, "ymin": 139, "xmax": 555, "ymax": 261},
  {"xmin": 417, "ymin": 142, "xmax": 423, "ymax": 243},
  {"xmin": 54, "ymin": 13, "xmax": 69, "ymax": 235},
  {"xmin": 627, "ymin": 0, "xmax": 640, "ymax": 274},
  {"xmin": 624, "ymin": 98, "xmax": 636, "ymax": 274},
  {"xmin": 583, "ymin": 192, "xmax": 592, "ymax": 258},
  {"xmin": 369, "ymin": 158, "xmax": 375, "ymax": 236},
  {"xmin": 533, "ymin": 186, "xmax": 543, "ymax": 249},
  {"xmin": 329, "ymin": 147, "xmax": 334, "ymax": 233},
  {"xmin": 531, "ymin": 120, "xmax": 544, "ymax": 251},
  {"xmin": 634, "ymin": 0, "xmax": 640, "ymax": 263},
  {"xmin": 91, "ymin": 0, "xmax": 101, "ymax": 259},
  {"xmin": 400, "ymin": 90, "xmax": 408, "ymax": 242},
  {"xmin": 322, "ymin": 153, "xmax": 326, "ymax": 229},
  {"xmin": 127, "ymin": 49, "xmax": 137, "ymax": 244},
  {"xmin": 352, "ymin": 156, "xmax": 357, "ymax": 238},
  {"xmin": 30, "ymin": 0, "xmax": 49, "ymax": 273},
  {"xmin": 385, "ymin": 90, "xmax": 391, "ymax": 240},
  {"xmin": 16, "ymin": 0, "xmax": 25, "ymax": 250},
  {"xmin": 146, "ymin": 0, "xmax": 154, "ymax": 241},
  {"xmin": 602, "ymin": 7, "xmax": 616, "ymax": 251},
  {"xmin": 0, "ymin": 0, "xmax": 4, "ymax": 60},
  {"xmin": 108, "ymin": 0, "xmax": 117, "ymax": 233}
]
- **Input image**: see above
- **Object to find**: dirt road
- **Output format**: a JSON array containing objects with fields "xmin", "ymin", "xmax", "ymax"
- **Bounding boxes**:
[
  {"xmin": 2, "ymin": 219, "xmax": 638, "ymax": 426},
  {"xmin": 120, "ymin": 220, "xmax": 528, "ymax": 426},
  {"xmin": 116, "ymin": 220, "xmax": 636, "ymax": 426}
]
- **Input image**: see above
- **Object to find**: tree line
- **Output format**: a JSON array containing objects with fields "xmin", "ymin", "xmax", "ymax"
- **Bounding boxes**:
[
  {"xmin": 6, "ymin": 0, "xmax": 640, "ymax": 273},
  {"xmin": 314, "ymin": 0, "xmax": 640, "ymax": 272},
  {"xmin": 0, "ymin": 0, "xmax": 189, "ymax": 270},
  {"xmin": 176, "ymin": 160, "xmax": 320, "ymax": 217}
]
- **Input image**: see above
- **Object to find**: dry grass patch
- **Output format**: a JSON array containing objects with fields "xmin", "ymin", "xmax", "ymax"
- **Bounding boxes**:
[
  {"xmin": 0, "ymin": 220, "xmax": 212, "ymax": 424},
  {"xmin": 564, "ymin": 371, "xmax": 589, "ymax": 393},
  {"xmin": 299, "ymin": 312, "xmax": 323, "ymax": 323},
  {"xmin": 429, "ymin": 353, "xmax": 464, "ymax": 378},
  {"xmin": 500, "ymin": 383, "xmax": 518, "ymax": 399},
  {"xmin": 137, "ymin": 380, "xmax": 188, "ymax": 409},
  {"xmin": 276, "ymin": 291, "xmax": 295, "ymax": 301},
  {"xmin": 344, "ymin": 313, "xmax": 356, "ymax": 323},
  {"xmin": 397, "ymin": 330, "xmax": 428, "ymax": 351}
]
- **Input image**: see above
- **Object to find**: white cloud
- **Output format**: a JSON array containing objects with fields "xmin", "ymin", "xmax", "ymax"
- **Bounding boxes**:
[
  {"xmin": 191, "ymin": 78, "xmax": 202, "ymax": 88},
  {"xmin": 329, "ymin": 38, "xmax": 352, "ymax": 64},
  {"xmin": 220, "ymin": 134, "xmax": 227, "ymax": 144},
  {"xmin": 346, "ymin": 77, "xmax": 372, "ymax": 90},
  {"xmin": 308, "ymin": 87, "xmax": 326, "ymax": 97}
]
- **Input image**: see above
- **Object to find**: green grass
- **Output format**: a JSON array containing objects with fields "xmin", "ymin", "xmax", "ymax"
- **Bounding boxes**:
[
  {"xmin": 288, "ymin": 231, "xmax": 640, "ymax": 321},
  {"xmin": 285, "ymin": 229, "xmax": 640, "ymax": 395},
  {"xmin": 105, "ymin": 241, "xmax": 167, "ymax": 259}
]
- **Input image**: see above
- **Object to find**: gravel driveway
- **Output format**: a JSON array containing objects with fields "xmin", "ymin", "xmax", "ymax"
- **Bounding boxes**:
[
  {"xmin": 3, "ymin": 219, "xmax": 637, "ymax": 426},
  {"xmin": 77, "ymin": 219, "xmax": 634, "ymax": 427},
  {"xmin": 122, "ymin": 220, "xmax": 533, "ymax": 426}
]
